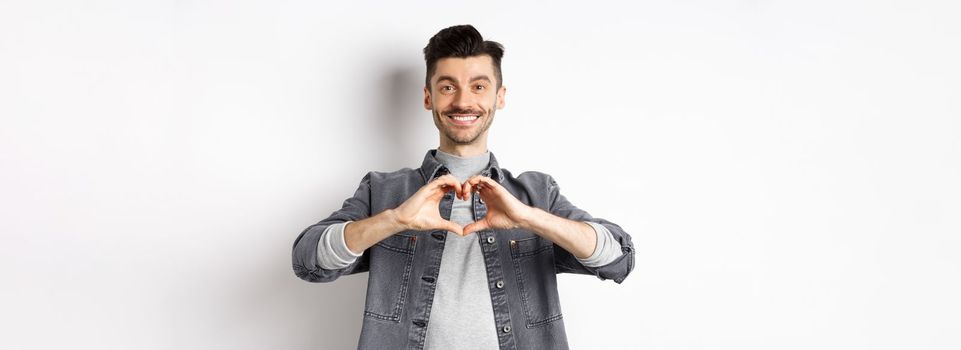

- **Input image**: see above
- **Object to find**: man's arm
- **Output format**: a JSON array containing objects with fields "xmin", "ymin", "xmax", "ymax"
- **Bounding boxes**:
[
  {"xmin": 520, "ymin": 207, "xmax": 600, "ymax": 259},
  {"xmin": 519, "ymin": 209, "xmax": 623, "ymax": 266},
  {"xmin": 297, "ymin": 173, "xmax": 467, "ymax": 281},
  {"xmin": 314, "ymin": 205, "xmax": 434, "ymax": 270},
  {"xmin": 315, "ymin": 209, "xmax": 413, "ymax": 270},
  {"xmin": 462, "ymin": 174, "xmax": 634, "ymax": 283},
  {"xmin": 340, "ymin": 173, "xmax": 465, "ymax": 250}
]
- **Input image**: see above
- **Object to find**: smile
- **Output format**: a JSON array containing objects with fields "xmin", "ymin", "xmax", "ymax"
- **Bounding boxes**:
[{"xmin": 447, "ymin": 114, "xmax": 480, "ymax": 126}]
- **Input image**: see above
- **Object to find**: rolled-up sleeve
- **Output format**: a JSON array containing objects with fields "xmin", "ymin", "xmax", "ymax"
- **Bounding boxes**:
[
  {"xmin": 292, "ymin": 172, "xmax": 373, "ymax": 283},
  {"xmin": 547, "ymin": 175, "xmax": 635, "ymax": 284},
  {"xmin": 317, "ymin": 221, "xmax": 363, "ymax": 269},
  {"xmin": 576, "ymin": 221, "xmax": 623, "ymax": 267}
]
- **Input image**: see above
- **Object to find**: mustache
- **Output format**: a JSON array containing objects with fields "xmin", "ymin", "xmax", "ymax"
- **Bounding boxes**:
[{"xmin": 442, "ymin": 108, "xmax": 484, "ymax": 116}]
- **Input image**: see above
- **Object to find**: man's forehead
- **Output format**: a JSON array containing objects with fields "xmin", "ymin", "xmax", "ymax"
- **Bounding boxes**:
[{"xmin": 432, "ymin": 55, "xmax": 496, "ymax": 82}]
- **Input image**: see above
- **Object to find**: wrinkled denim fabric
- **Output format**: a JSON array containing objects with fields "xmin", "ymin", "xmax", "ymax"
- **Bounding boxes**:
[{"xmin": 292, "ymin": 149, "xmax": 635, "ymax": 350}]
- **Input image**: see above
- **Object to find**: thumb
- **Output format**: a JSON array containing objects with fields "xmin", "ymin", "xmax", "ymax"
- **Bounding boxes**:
[
  {"xmin": 463, "ymin": 220, "xmax": 490, "ymax": 236},
  {"xmin": 441, "ymin": 220, "xmax": 464, "ymax": 236}
]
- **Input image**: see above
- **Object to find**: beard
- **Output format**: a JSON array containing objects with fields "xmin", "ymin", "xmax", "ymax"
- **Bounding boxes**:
[{"xmin": 432, "ymin": 106, "xmax": 496, "ymax": 145}]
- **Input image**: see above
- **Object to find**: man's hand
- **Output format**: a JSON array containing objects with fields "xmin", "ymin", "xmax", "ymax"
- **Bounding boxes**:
[
  {"xmin": 461, "ymin": 175, "xmax": 535, "ymax": 236},
  {"xmin": 461, "ymin": 175, "xmax": 597, "ymax": 259},
  {"xmin": 346, "ymin": 174, "xmax": 595, "ymax": 259},
  {"xmin": 392, "ymin": 174, "xmax": 466, "ymax": 235}
]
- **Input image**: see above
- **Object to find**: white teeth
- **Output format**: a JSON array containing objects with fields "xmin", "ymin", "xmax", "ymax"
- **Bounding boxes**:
[{"xmin": 451, "ymin": 116, "xmax": 478, "ymax": 121}]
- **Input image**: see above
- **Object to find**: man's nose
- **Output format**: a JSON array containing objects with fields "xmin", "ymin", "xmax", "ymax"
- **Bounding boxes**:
[{"xmin": 451, "ymin": 89, "xmax": 472, "ymax": 109}]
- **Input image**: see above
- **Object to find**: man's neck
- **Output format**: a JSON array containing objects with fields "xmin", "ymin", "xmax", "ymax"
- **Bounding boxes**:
[
  {"xmin": 437, "ymin": 141, "xmax": 488, "ymax": 158},
  {"xmin": 434, "ymin": 148, "xmax": 491, "ymax": 182}
]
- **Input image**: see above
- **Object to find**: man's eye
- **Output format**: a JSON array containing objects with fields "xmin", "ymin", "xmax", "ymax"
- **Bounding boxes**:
[
  {"xmin": 474, "ymin": 85, "xmax": 485, "ymax": 91},
  {"xmin": 441, "ymin": 86, "xmax": 454, "ymax": 92}
]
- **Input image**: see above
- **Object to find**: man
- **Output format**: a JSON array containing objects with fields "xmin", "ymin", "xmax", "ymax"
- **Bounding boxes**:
[{"xmin": 292, "ymin": 24, "xmax": 634, "ymax": 350}]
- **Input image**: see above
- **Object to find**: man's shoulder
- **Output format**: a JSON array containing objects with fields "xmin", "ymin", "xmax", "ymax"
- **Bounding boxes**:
[
  {"xmin": 500, "ymin": 168, "xmax": 558, "ymax": 191},
  {"xmin": 363, "ymin": 167, "xmax": 422, "ymax": 184},
  {"xmin": 498, "ymin": 169, "xmax": 559, "ymax": 208}
]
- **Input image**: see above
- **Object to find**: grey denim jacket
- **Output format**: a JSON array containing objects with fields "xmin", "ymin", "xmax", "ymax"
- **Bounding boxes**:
[{"xmin": 292, "ymin": 149, "xmax": 635, "ymax": 350}]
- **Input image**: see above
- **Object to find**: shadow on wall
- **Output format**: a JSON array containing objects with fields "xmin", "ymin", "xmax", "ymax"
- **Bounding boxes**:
[
  {"xmin": 378, "ymin": 65, "xmax": 430, "ymax": 170},
  {"xmin": 278, "ymin": 65, "xmax": 424, "ymax": 348}
]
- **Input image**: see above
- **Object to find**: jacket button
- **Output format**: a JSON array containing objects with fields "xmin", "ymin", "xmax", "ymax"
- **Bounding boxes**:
[
  {"xmin": 431, "ymin": 232, "xmax": 446, "ymax": 241},
  {"xmin": 486, "ymin": 236, "xmax": 495, "ymax": 244},
  {"xmin": 495, "ymin": 280, "xmax": 504, "ymax": 289},
  {"xmin": 502, "ymin": 325, "xmax": 511, "ymax": 333},
  {"xmin": 422, "ymin": 276, "xmax": 435, "ymax": 283},
  {"xmin": 413, "ymin": 320, "xmax": 427, "ymax": 328}
]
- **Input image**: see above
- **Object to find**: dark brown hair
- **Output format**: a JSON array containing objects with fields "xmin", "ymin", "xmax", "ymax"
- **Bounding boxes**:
[{"xmin": 423, "ymin": 25, "xmax": 505, "ymax": 89}]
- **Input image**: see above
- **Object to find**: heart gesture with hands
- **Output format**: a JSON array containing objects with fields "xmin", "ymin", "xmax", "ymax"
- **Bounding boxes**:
[{"xmin": 392, "ymin": 174, "xmax": 533, "ymax": 237}]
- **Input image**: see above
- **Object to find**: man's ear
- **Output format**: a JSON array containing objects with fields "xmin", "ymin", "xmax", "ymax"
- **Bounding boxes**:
[
  {"xmin": 423, "ymin": 85, "xmax": 433, "ymax": 110},
  {"xmin": 496, "ymin": 85, "xmax": 507, "ymax": 109}
]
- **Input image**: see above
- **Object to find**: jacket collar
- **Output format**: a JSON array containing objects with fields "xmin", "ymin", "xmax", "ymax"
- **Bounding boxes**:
[{"xmin": 419, "ymin": 149, "xmax": 504, "ymax": 184}]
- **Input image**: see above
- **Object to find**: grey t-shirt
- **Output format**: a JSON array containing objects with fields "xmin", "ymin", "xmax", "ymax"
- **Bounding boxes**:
[{"xmin": 422, "ymin": 149, "xmax": 499, "ymax": 349}]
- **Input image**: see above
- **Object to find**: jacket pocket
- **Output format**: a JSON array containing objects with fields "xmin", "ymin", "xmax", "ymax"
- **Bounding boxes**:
[
  {"xmin": 364, "ymin": 232, "xmax": 417, "ymax": 322},
  {"xmin": 510, "ymin": 236, "xmax": 564, "ymax": 327}
]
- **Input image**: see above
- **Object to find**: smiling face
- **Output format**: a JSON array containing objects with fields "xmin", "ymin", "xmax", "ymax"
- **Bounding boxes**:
[{"xmin": 424, "ymin": 55, "xmax": 506, "ymax": 151}]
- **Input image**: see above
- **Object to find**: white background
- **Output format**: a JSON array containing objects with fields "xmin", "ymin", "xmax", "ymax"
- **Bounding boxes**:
[{"xmin": 2, "ymin": 1, "xmax": 959, "ymax": 349}]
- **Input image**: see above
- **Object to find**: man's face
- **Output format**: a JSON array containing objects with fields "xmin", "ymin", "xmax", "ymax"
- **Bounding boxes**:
[{"xmin": 424, "ymin": 55, "xmax": 506, "ymax": 145}]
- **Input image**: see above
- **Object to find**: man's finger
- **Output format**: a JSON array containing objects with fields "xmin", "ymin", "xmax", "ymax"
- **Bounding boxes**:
[
  {"xmin": 466, "ymin": 175, "xmax": 492, "ymax": 193},
  {"xmin": 441, "ymin": 220, "xmax": 464, "ymax": 236},
  {"xmin": 463, "ymin": 220, "xmax": 489, "ymax": 236},
  {"xmin": 431, "ymin": 174, "xmax": 464, "ymax": 197},
  {"xmin": 462, "ymin": 178, "xmax": 474, "ymax": 199},
  {"xmin": 473, "ymin": 175, "xmax": 500, "ymax": 192},
  {"xmin": 462, "ymin": 175, "xmax": 484, "ymax": 200},
  {"xmin": 431, "ymin": 174, "xmax": 458, "ymax": 188}
]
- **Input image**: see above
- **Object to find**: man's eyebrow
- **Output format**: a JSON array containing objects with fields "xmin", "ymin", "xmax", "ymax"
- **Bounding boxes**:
[
  {"xmin": 434, "ymin": 75, "xmax": 493, "ymax": 84},
  {"xmin": 435, "ymin": 75, "xmax": 458, "ymax": 84},
  {"xmin": 469, "ymin": 75, "xmax": 492, "ymax": 83}
]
